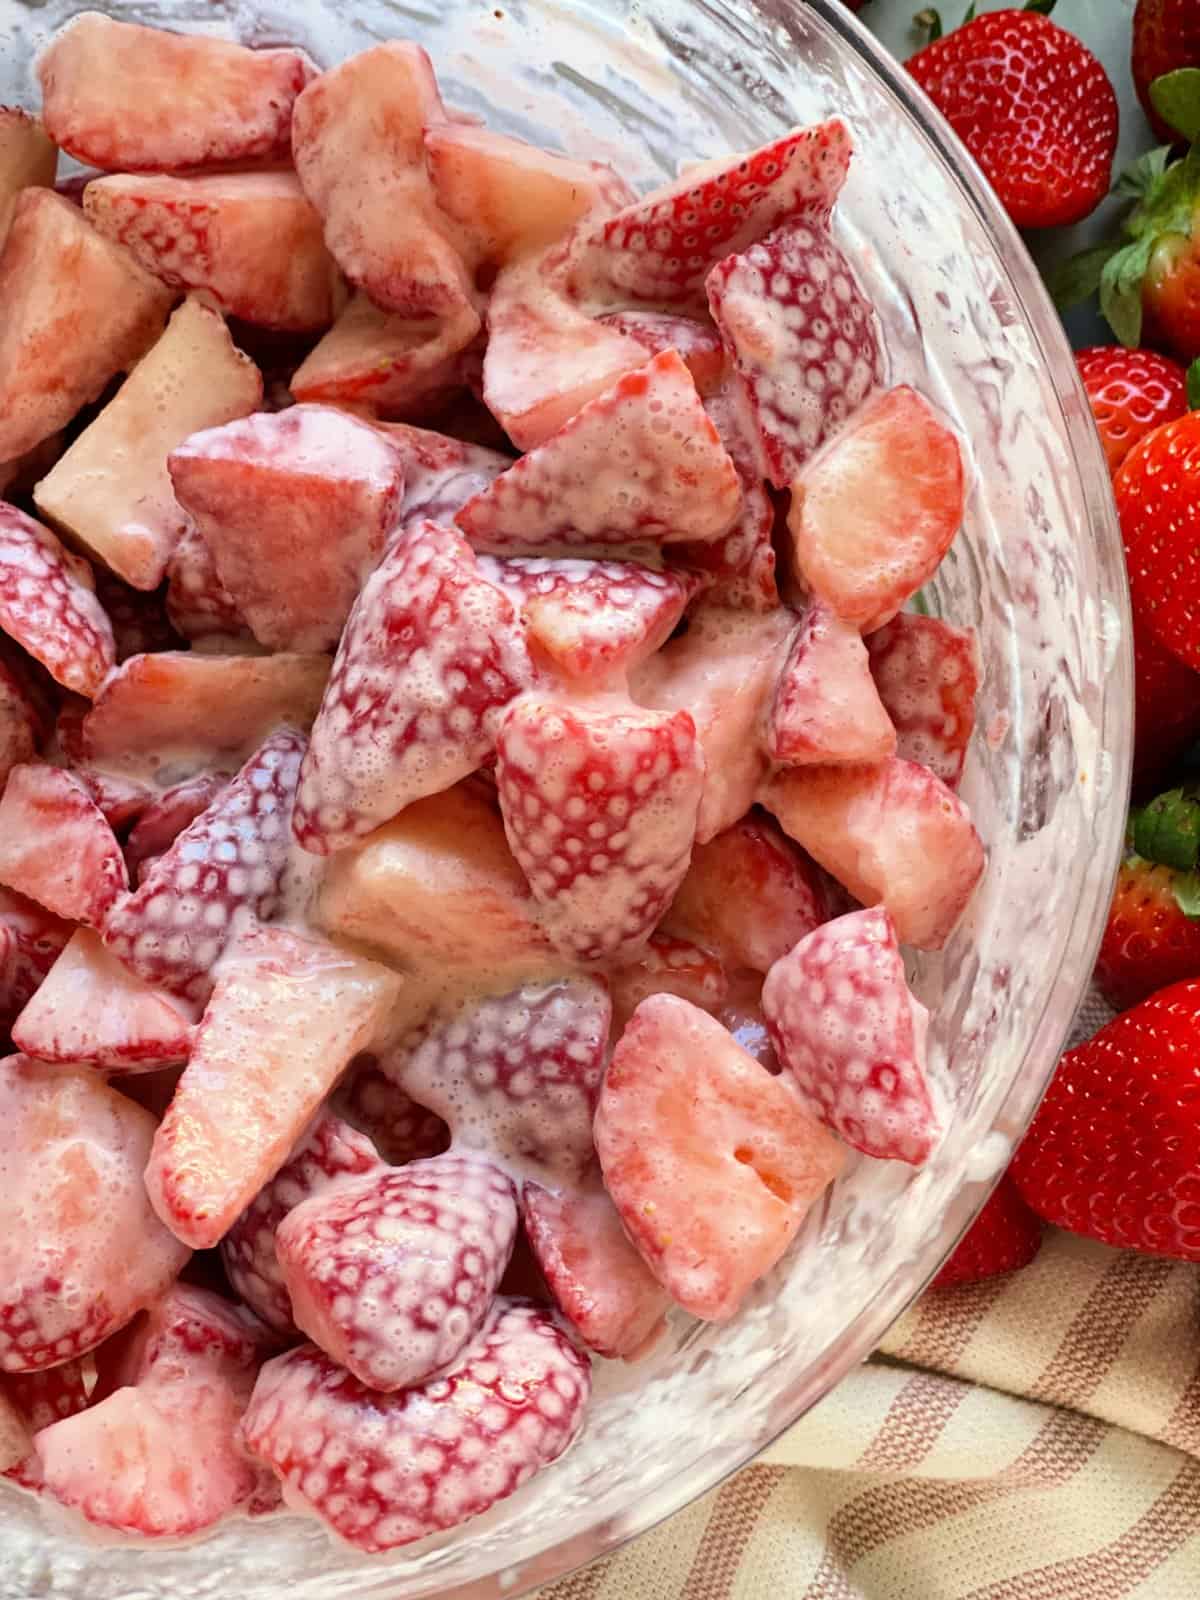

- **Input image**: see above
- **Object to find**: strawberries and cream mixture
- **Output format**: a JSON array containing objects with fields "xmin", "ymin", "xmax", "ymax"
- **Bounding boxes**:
[{"xmin": 0, "ymin": 12, "xmax": 984, "ymax": 1554}]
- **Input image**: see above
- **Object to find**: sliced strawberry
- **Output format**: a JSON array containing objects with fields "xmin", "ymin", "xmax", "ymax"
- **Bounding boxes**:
[
  {"xmin": 276, "ymin": 1153, "xmax": 517, "ymax": 1392},
  {"xmin": 0, "ymin": 504, "xmax": 115, "ymax": 698},
  {"xmin": 568, "ymin": 121, "xmax": 852, "ymax": 311},
  {"xmin": 0, "ymin": 190, "xmax": 171, "ymax": 463},
  {"xmin": 69, "ymin": 767, "xmax": 153, "ymax": 835},
  {"xmin": 865, "ymin": 612, "xmax": 981, "ymax": 790},
  {"xmin": 632, "ymin": 604, "xmax": 794, "ymax": 841},
  {"xmin": 84, "ymin": 173, "xmax": 339, "ymax": 333},
  {"xmin": 375, "ymin": 421, "xmax": 510, "ymax": 527},
  {"xmin": 102, "ymin": 730, "xmax": 306, "ymax": 1002},
  {"xmin": 34, "ymin": 297, "xmax": 263, "ymax": 592},
  {"xmin": 495, "ymin": 693, "xmax": 704, "ymax": 963},
  {"xmin": 221, "ymin": 1109, "xmax": 384, "ymax": 1337},
  {"xmin": 762, "ymin": 907, "xmax": 937, "ymax": 1165},
  {"xmin": 242, "ymin": 1299, "xmax": 590, "ymax": 1552},
  {"xmin": 81, "ymin": 651, "xmax": 328, "ymax": 780},
  {"xmin": 0, "ymin": 886, "xmax": 71, "ymax": 1034},
  {"xmin": 610, "ymin": 931, "xmax": 728, "ymax": 1033},
  {"xmin": 38, "ymin": 14, "xmax": 314, "ymax": 172},
  {"xmin": 291, "ymin": 42, "xmax": 473, "ymax": 319},
  {"xmin": 0, "ymin": 108, "xmax": 57, "ymax": 253},
  {"xmin": 594, "ymin": 994, "xmax": 844, "ymax": 1319},
  {"xmin": 522, "ymin": 1172, "xmax": 670, "ymax": 1360},
  {"xmin": 145, "ymin": 921, "xmax": 401, "ymax": 1248},
  {"xmin": 164, "ymin": 525, "xmax": 251, "ymax": 644},
  {"xmin": 479, "ymin": 555, "xmax": 700, "ymax": 686},
  {"xmin": 761, "ymin": 757, "xmax": 985, "ymax": 951},
  {"xmin": 457, "ymin": 351, "xmax": 741, "ymax": 552},
  {"xmin": 0, "ymin": 1055, "xmax": 191, "ymax": 1372},
  {"xmin": 168, "ymin": 406, "xmax": 405, "ymax": 653},
  {"xmin": 12, "ymin": 929, "xmax": 193, "ymax": 1072},
  {"xmin": 0, "ymin": 764, "xmax": 127, "ymax": 925},
  {"xmin": 293, "ymin": 521, "xmax": 531, "ymax": 854},
  {"xmin": 315, "ymin": 779, "xmax": 555, "ymax": 979},
  {"xmin": 333, "ymin": 1056, "xmax": 450, "ymax": 1167},
  {"xmin": 124, "ymin": 773, "xmax": 230, "ymax": 885},
  {"xmin": 385, "ymin": 976, "xmax": 611, "ymax": 1181},
  {"xmin": 787, "ymin": 386, "xmax": 967, "ymax": 631},
  {"xmin": 708, "ymin": 220, "xmax": 884, "ymax": 487},
  {"xmin": 766, "ymin": 604, "xmax": 896, "ymax": 765},
  {"xmin": 664, "ymin": 811, "xmax": 828, "ymax": 973},
  {"xmin": 92, "ymin": 572, "xmax": 179, "ymax": 663},
  {"xmin": 931, "ymin": 1175, "xmax": 1042, "ymax": 1289},
  {"xmin": 0, "ymin": 653, "xmax": 39, "ymax": 790},
  {"xmin": 290, "ymin": 295, "xmax": 481, "ymax": 417},
  {"xmin": 595, "ymin": 312, "xmax": 725, "ymax": 395}
]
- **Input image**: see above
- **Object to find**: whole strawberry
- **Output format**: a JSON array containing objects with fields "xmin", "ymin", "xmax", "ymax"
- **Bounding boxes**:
[
  {"xmin": 1116, "ymin": 410, "xmax": 1200, "ymax": 672},
  {"xmin": 931, "ymin": 1175, "xmax": 1042, "ymax": 1288},
  {"xmin": 907, "ymin": 5, "xmax": 1118, "ymax": 229},
  {"xmin": 1096, "ymin": 788, "xmax": 1200, "ymax": 1009},
  {"xmin": 1132, "ymin": 0, "xmax": 1200, "ymax": 143},
  {"xmin": 1131, "ymin": 619, "xmax": 1200, "ymax": 792},
  {"xmin": 1011, "ymin": 980, "xmax": 1200, "ymax": 1261},
  {"xmin": 1076, "ymin": 345, "xmax": 1188, "ymax": 474}
]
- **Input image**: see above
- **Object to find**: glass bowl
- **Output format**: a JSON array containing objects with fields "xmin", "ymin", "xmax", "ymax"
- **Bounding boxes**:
[{"xmin": 0, "ymin": 0, "xmax": 1130, "ymax": 1596}]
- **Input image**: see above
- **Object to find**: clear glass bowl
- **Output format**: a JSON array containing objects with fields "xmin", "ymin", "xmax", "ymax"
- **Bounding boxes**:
[{"xmin": 0, "ymin": 0, "xmax": 1130, "ymax": 1596}]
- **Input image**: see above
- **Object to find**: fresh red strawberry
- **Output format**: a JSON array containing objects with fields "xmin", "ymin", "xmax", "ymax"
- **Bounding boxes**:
[
  {"xmin": 384, "ymin": 977, "xmax": 611, "ymax": 1181},
  {"xmin": 1117, "ymin": 412, "xmax": 1200, "ymax": 671},
  {"xmin": 761, "ymin": 757, "xmax": 985, "ymax": 951},
  {"xmin": 0, "ymin": 886, "xmax": 71, "ymax": 1035},
  {"xmin": 0, "ymin": 653, "xmax": 40, "ymax": 791},
  {"xmin": 145, "ymin": 921, "xmax": 401, "ymax": 1248},
  {"xmin": 787, "ymin": 385, "xmax": 966, "ymax": 631},
  {"xmin": 1011, "ymin": 980, "xmax": 1200, "ymax": 1260},
  {"xmin": 907, "ymin": 8, "xmax": 1118, "ymax": 229},
  {"xmin": 102, "ymin": 730, "xmax": 306, "ymax": 1002},
  {"xmin": 457, "ymin": 350, "xmax": 742, "ymax": 552},
  {"xmin": 664, "ymin": 812, "xmax": 829, "ymax": 973},
  {"xmin": 1132, "ymin": 0, "xmax": 1200, "ymax": 143},
  {"xmin": 594, "ymin": 312, "xmax": 726, "ymax": 395},
  {"xmin": 0, "ymin": 1055, "xmax": 190, "ymax": 1373},
  {"xmin": 866, "ymin": 612, "xmax": 981, "ymax": 789},
  {"xmin": 38, "ymin": 14, "xmax": 314, "ymax": 172},
  {"xmin": 375, "ymin": 421, "xmax": 510, "ymax": 527},
  {"xmin": 708, "ymin": 219, "xmax": 884, "ymax": 487},
  {"xmin": 767, "ymin": 604, "xmax": 896, "ymax": 766},
  {"xmin": 242, "ymin": 1298, "xmax": 590, "ymax": 1552},
  {"xmin": 931, "ymin": 1175, "xmax": 1042, "ymax": 1289},
  {"xmin": 763, "ymin": 907, "xmax": 938, "ymax": 1165},
  {"xmin": 164, "ymin": 523, "xmax": 252, "ymax": 644},
  {"xmin": 495, "ymin": 693, "xmax": 704, "ymax": 963},
  {"xmin": 595, "ymin": 994, "xmax": 844, "ymax": 1319},
  {"xmin": 0, "ymin": 504, "xmax": 115, "ymax": 698},
  {"xmin": 293, "ymin": 522, "xmax": 531, "ymax": 854},
  {"xmin": 277, "ymin": 1153, "xmax": 518, "ymax": 1392},
  {"xmin": 0, "ymin": 765, "xmax": 127, "ymax": 925},
  {"xmin": 1076, "ymin": 346, "xmax": 1188, "ymax": 475},
  {"xmin": 0, "ymin": 190, "xmax": 172, "ymax": 462},
  {"xmin": 221, "ymin": 1110, "xmax": 385, "ymax": 1336},
  {"xmin": 522, "ymin": 1172, "xmax": 670, "ymax": 1360},
  {"xmin": 568, "ymin": 121, "xmax": 852, "ymax": 311},
  {"xmin": 84, "ymin": 173, "xmax": 339, "ymax": 334},
  {"xmin": 0, "ymin": 108, "xmax": 56, "ymax": 252},
  {"xmin": 12, "ymin": 928, "xmax": 194, "ymax": 1071},
  {"xmin": 91, "ymin": 572, "xmax": 179, "ymax": 663},
  {"xmin": 124, "ymin": 773, "xmax": 230, "ymax": 885},
  {"xmin": 479, "ymin": 555, "xmax": 700, "ymax": 687},
  {"xmin": 333, "ymin": 1056, "xmax": 450, "ymax": 1166},
  {"xmin": 610, "ymin": 932, "xmax": 729, "ymax": 1032},
  {"xmin": 1133, "ymin": 618, "xmax": 1200, "ymax": 793},
  {"xmin": 1095, "ymin": 788, "xmax": 1200, "ymax": 1008}
]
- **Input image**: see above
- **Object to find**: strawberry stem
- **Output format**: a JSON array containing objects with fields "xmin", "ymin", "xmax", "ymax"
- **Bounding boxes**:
[
  {"xmin": 1188, "ymin": 358, "xmax": 1200, "ymax": 410},
  {"xmin": 1131, "ymin": 788, "xmax": 1200, "ymax": 872},
  {"xmin": 913, "ymin": 8, "xmax": 942, "ymax": 42}
]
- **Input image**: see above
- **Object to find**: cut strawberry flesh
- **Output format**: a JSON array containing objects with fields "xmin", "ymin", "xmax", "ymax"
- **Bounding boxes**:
[
  {"xmin": 333, "ymin": 1056, "xmax": 450, "ymax": 1167},
  {"xmin": 0, "ymin": 886, "xmax": 71, "ymax": 1036},
  {"xmin": 165, "ymin": 523, "xmax": 252, "ymax": 644},
  {"xmin": 290, "ymin": 295, "xmax": 481, "ymax": 418},
  {"xmin": 765, "ymin": 604, "xmax": 896, "ymax": 765},
  {"xmin": 866, "ymin": 612, "xmax": 981, "ymax": 789},
  {"xmin": 594, "ymin": 994, "xmax": 844, "ymax": 1320},
  {"xmin": 0, "ymin": 764, "xmax": 127, "ymax": 926},
  {"xmin": 0, "ymin": 108, "xmax": 57, "ymax": 253},
  {"xmin": 0, "ymin": 503, "xmax": 115, "ymax": 699},
  {"xmin": 610, "ymin": 931, "xmax": 729, "ymax": 1033},
  {"xmin": 123, "ymin": 773, "xmax": 230, "ymax": 885},
  {"xmin": 594, "ymin": 311, "xmax": 726, "ymax": 394},
  {"xmin": 375, "ymin": 421, "xmax": 510, "ymax": 527}
]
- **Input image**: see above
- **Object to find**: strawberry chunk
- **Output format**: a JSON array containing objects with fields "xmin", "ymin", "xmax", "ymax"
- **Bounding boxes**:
[
  {"xmin": 0, "ymin": 887, "xmax": 71, "ymax": 1035},
  {"xmin": 479, "ymin": 555, "xmax": 700, "ymax": 686},
  {"xmin": 0, "ymin": 190, "xmax": 172, "ymax": 463},
  {"xmin": 595, "ymin": 312, "xmax": 726, "ymax": 395},
  {"xmin": 568, "ymin": 121, "xmax": 852, "ymax": 311},
  {"xmin": 708, "ymin": 220, "xmax": 884, "ymax": 486},
  {"xmin": 0, "ymin": 504, "xmax": 115, "ymax": 698},
  {"xmin": 168, "ymin": 406, "xmax": 405, "ymax": 653},
  {"xmin": 0, "ymin": 108, "xmax": 57, "ymax": 253},
  {"xmin": 664, "ymin": 812, "xmax": 828, "ymax": 973},
  {"xmin": 290, "ymin": 295, "xmax": 481, "ymax": 417},
  {"xmin": 102, "ymin": 730, "xmax": 306, "ymax": 1002},
  {"xmin": 0, "ymin": 1056, "xmax": 190, "ymax": 1372},
  {"xmin": 0, "ymin": 765, "xmax": 127, "ymax": 925},
  {"xmin": 766, "ymin": 604, "xmax": 896, "ymax": 765},
  {"xmin": 787, "ymin": 386, "xmax": 967, "ymax": 631},
  {"xmin": 84, "ymin": 173, "xmax": 339, "ymax": 333},
  {"xmin": 0, "ymin": 653, "xmax": 39, "ymax": 790},
  {"xmin": 866, "ymin": 612, "xmax": 981, "ymax": 789},
  {"xmin": 38, "ymin": 14, "xmax": 314, "ymax": 172},
  {"xmin": 763, "ymin": 907, "xmax": 937, "ymax": 1164},
  {"xmin": 123, "ymin": 773, "xmax": 230, "ymax": 885},
  {"xmin": 523, "ymin": 1172, "xmax": 669, "ymax": 1360},
  {"xmin": 34, "ymin": 298, "xmax": 263, "ymax": 592},
  {"xmin": 333, "ymin": 1057, "xmax": 450, "ymax": 1166},
  {"xmin": 594, "ymin": 995, "xmax": 844, "ymax": 1319},
  {"xmin": 385, "ymin": 976, "xmax": 611, "ymax": 1181},
  {"xmin": 3, "ymin": 1359, "xmax": 89, "ymax": 1485},
  {"xmin": 221, "ymin": 1110, "xmax": 384, "ymax": 1337},
  {"xmin": 12, "ymin": 929, "xmax": 193, "ymax": 1072},
  {"xmin": 610, "ymin": 931, "xmax": 729, "ymax": 1032},
  {"xmin": 293, "ymin": 522, "xmax": 532, "ymax": 854},
  {"xmin": 164, "ymin": 527, "xmax": 250, "ymax": 644},
  {"xmin": 242, "ymin": 1299, "xmax": 590, "ymax": 1552},
  {"xmin": 457, "ymin": 351, "xmax": 741, "ymax": 551},
  {"xmin": 277, "ymin": 1153, "xmax": 517, "ymax": 1392},
  {"xmin": 761, "ymin": 757, "xmax": 985, "ymax": 950},
  {"xmin": 145, "ymin": 921, "xmax": 401, "ymax": 1248},
  {"xmin": 496, "ymin": 694, "xmax": 704, "ymax": 963},
  {"xmin": 375, "ymin": 422, "xmax": 510, "ymax": 527}
]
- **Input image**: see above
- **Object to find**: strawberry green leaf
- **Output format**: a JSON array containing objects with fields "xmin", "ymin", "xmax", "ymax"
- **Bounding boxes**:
[
  {"xmin": 1188, "ymin": 359, "xmax": 1200, "ymax": 411},
  {"xmin": 1150, "ymin": 70, "xmax": 1200, "ymax": 145},
  {"xmin": 962, "ymin": 1, "xmax": 977, "ymax": 22},
  {"xmin": 913, "ymin": 8, "xmax": 942, "ymax": 41},
  {"xmin": 908, "ymin": 589, "xmax": 932, "ymax": 617},
  {"xmin": 1132, "ymin": 787, "xmax": 1200, "ymax": 872},
  {"xmin": 1023, "ymin": 0, "xmax": 1056, "ymax": 12},
  {"xmin": 1115, "ymin": 144, "xmax": 1173, "ymax": 203},
  {"xmin": 1174, "ymin": 871, "xmax": 1200, "ymax": 919},
  {"xmin": 1044, "ymin": 243, "xmax": 1118, "ymax": 310},
  {"xmin": 1099, "ymin": 238, "xmax": 1155, "ymax": 348}
]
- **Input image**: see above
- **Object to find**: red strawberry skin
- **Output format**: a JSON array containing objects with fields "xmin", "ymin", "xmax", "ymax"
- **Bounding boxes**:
[
  {"xmin": 1117, "ymin": 413, "xmax": 1200, "ymax": 673},
  {"xmin": 931, "ymin": 1175, "xmax": 1042, "ymax": 1289},
  {"xmin": 1076, "ymin": 346, "xmax": 1188, "ymax": 476},
  {"xmin": 1131, "ymin": 620, "xmax": 1200, "ymax": 792},
  {"xmin": 907, "ymin": 11, "xmax": 1118, "ymax": 229},
  {"xmin": 1142, "ymin": 229, "xmax": 1200, "ymax": 364},
  {"xmin": 1132, "ymin": 0, "xmax": 1200, "ymax": 144},
  {"xmin": 1011, "ymin": 981, "xmax": 1200, "ymax": 1260},
  {"xmin": 1095, "ymin": 858, "xmax": 1200, "ymax": 1010},
  {"xmin": 0, "ymin": 503, "xmax": 115, "ymax": 698}
]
